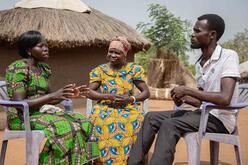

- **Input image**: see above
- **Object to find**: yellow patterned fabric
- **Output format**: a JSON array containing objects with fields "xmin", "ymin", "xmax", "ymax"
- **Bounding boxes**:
[{"xmin": 89, "ymin": 62, "xmax": 145, "ymax": 165}]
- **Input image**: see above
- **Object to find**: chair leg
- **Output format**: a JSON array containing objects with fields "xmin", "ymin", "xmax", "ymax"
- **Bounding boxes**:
[
  {"xmin": 234, "ymin": 145, "xmax": 242, "ymax": 165},
  {"xmin": 26, "ymin": 140, "xmax": 40, "ymax": 165},
  {"xmin": 26, "ymin": 133, "xmax": 44, "ymax": 165},
  {"xmin": 210, "ymin": 141, "xmax": 219, "ymax": 165},
  {"xmin": 0, "ymin": 140, "xmax": 8, "ymax": 165},
  {"xmin": 144, "ymin": 153, "xmax": 149, "ymax": 165},
  {"xmin": 184, "ymin": 133, "xmax": 201, "ymax": 165}
]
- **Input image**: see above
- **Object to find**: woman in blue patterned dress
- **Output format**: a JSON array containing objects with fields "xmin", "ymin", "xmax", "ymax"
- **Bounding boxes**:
[{"xmin": 88, "ymin": 36, "xmax": 150, "ymax": 164}]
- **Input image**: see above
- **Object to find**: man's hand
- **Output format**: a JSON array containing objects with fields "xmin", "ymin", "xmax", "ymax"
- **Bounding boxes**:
[
  {"xmin": 171, "ymin": 86, "xmax": 188, "ymax": 100},
  {"xmin": 171, "ymin": 94, "xmax": 184, "ymax": 106}
]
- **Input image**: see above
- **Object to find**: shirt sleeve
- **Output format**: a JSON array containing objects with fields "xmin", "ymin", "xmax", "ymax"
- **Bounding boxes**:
[
  {"xmin": 89, "ymin": 66, "xmax": 102, "ymax": 83},
  {"xmin": 5, "ymin": 62, "xmax": 28, "ymax": 98},
  {"xmin": 132, "ymin": 64, "xmax": 145, "ymax": 81},
  {"xmin": 221, "ymin": 51, "xmax": 240, "ymax": 78}
]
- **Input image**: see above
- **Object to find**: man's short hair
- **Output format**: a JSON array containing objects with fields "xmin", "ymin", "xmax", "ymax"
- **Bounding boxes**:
[{"xmin": 198, "ymin": 14, "xmax": 225, "ymax": 41}]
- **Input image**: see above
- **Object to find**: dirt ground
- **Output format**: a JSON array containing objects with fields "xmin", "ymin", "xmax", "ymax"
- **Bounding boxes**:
[{"xmin": 0, "ymin": 100, "xmax": 247, "ymax": 165}]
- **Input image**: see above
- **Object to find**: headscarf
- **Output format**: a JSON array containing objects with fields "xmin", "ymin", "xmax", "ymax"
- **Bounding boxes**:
[{"xmin": 109, "ymin": 36, "xmax": 131, "ymax": 55}]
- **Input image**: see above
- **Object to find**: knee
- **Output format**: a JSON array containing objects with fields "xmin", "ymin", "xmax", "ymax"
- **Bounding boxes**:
[
  {"xmin": 144, "ymin": 111, "xmax": 157, "ymax": 120},
  {"xmin": 160, "ymin": 119, "xmax": 176, "ymax": 130}
]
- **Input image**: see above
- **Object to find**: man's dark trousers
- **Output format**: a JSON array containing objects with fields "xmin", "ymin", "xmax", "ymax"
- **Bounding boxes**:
[{"xmin": 127, "ymin": 110, "xmax": 228, "ymax": 165}]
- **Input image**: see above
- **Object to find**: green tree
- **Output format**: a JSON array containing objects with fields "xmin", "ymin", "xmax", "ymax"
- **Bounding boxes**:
[
  {"xmin": 137, "ymin": 3, "xmax": 191, "ymax": 60},
  {"xmin": 222, "ymin": 29, "xmax": 248, "ymax": 63},
  {"xmin": 135, "ymin": 46, "xmax": 156, "ymax": 72},
  {"xmin": 135, "ymin": 4, "xmax": 191, "ymax": 72}
]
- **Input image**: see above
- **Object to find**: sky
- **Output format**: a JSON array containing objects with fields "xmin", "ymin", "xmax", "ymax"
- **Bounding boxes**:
[{"xmin": 0, "ymin": 0, "xmax": 248, "ymax": 62}]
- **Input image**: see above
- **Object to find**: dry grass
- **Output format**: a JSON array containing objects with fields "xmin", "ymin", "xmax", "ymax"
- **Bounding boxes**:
[{"xmin": 0, "ymin": 8, "xmax": 150, "ymax": 50}]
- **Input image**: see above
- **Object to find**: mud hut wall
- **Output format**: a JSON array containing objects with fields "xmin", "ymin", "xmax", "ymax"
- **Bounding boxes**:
[
  {"xmin": 48, "ymin": 47, "xmax": 135, "ymax": 89},
  {"xmin": 0, "ymin": 46, "xmax": 135, "ymax": 89},
  {"xmin": 0, "ymin": 45, "xmax": 135, "ymax": 114}
]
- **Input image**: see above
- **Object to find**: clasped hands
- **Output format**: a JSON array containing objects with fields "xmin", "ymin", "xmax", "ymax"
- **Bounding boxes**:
[
  {"xmin": 108, "ymin": 94, "xmax": 135, "ymax": 106},
  {"xmin": 170, "ymin": 86, "xmax": 188, "ymax": 106}
]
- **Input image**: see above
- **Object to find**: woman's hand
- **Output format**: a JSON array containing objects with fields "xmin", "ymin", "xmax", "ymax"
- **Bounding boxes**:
[
  {"xmin": 73, "ymin": 85, "xmax": 90, "ymax": 98},
  {"xmin": 113, "ymin": 94, "xmax": 134, "ymax": 105},
  {"xmin": 50, "ymin": 84, "xmax": 75, "ymax": 100}
]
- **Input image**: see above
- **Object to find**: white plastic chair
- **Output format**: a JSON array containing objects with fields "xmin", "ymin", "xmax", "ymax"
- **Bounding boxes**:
[
  {"xmin": 183, "ymin": 83, "xmax": 248, "ymax": 165},
  {"xmin": 0, "ymin": 81, "xmax": 72, "ymax": 165},
  {"xmin": 0, "ymin": 81, "xmax": 45, "ymax": 165}
]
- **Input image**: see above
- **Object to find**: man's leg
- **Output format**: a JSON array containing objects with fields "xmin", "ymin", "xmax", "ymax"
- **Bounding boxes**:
[
  {"xmin": 149, "ymin": 110, "xmax": 228, "ymax": 165},
  {"xmin": 128, "ymin": 110, "xmax": 189, "ymax": 165}
]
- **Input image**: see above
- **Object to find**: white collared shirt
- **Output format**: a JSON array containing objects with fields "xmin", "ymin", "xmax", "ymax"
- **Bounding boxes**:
[{"xmin": 195, "ymin": 45, "xmax": 240, "ymax": 133}]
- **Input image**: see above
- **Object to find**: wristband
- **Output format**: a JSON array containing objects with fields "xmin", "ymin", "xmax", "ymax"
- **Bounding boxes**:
[{"xmin": 130, "ymin": 96, "xmax": 136, "ymax": 103}]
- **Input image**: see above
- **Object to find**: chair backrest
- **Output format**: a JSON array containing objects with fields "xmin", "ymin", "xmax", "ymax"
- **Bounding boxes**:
[
  {"xmin": 0, "ymin": 81, "xmax": 8, "ymax": 100},
  {"xmin": 231, "ymin": 83, "xmax": 248, "ymax": 134},
  {"xmin": 238, "ymin": 83, "xmax": 248, "ymax": 103},
  {"xmin": 0, "ymin": 81, "xmax": 9, "ymax": 129}
]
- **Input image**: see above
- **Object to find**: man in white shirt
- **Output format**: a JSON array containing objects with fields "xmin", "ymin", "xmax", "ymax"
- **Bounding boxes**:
[{"xmin": 128, "ymin": 14, "xmax": 240, "ymax": 165}]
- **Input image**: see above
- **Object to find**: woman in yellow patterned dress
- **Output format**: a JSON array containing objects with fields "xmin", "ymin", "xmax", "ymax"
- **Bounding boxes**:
[{"xmin": 88, "ymin": 36, "xmax": 150, "ymax": 164}]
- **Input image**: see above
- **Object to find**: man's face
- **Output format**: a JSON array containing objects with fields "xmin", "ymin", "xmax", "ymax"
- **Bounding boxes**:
[{"xmin": 191, "ymin": 19, "xmax": 212, "ymax": 49}]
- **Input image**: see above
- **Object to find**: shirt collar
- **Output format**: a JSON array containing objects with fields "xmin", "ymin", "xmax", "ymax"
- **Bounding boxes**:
[
  {"xmin": 196, "ymin": 44, "xmax": 222, "ymax": 66},
  {"xmin": 209, "ymin": 44, "xmax": 222, "ymax": 62}
]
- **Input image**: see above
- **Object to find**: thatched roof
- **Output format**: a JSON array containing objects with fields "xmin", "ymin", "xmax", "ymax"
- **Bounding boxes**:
[
  {"xmin": 0, "ymin": 7, "xmax": 151, "ymax": 50},
  {"xmin": 240, "ymin": 61, "xmax": 248, "ymax": 83},
  {"xmin": 240, "ymin": 61, "xmax": 248, "ymax": 74}
]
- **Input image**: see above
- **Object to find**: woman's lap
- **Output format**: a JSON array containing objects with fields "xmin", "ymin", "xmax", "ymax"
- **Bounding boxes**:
[
  {"xmin": 91, "ymin": 104, "xmax": 144, "ymax": 164},
  {"xmin": 7, "ymin": 112, "xmax": 93, "ymax": 165}
]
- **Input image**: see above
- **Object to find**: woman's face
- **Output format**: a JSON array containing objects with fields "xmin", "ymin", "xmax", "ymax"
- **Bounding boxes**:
[
  {"xmin": 28, "ymin": 38, "xmax": 49, "ymax": 61},
  {"xmin": 107, "ymin": 41, "xmax": 125, "ymax": 65}
]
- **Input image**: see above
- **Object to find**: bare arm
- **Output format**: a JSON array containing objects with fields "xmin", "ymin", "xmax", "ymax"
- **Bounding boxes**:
[
  {"xmin": 171, "ymin": 77, "xmax": 237, "ymax": 106},
  {"xmin": 182, "ymin": 96, "xmax": 202, "ymax": 107},
  {"xmin": 88, "ymin": 80, "xmax": 150, "ymax": 105},
  {"xmin": 133, "ymin": 80, "xmax": 150, "ymax": 102},
  {"xmin": 112, "ymin": 80, "xmax": 150, "ymax": 105},
  {"xmin": 45, "ymin": 87, "xmax": 63, "ymax": 105},
  {"xmin": 172, "ymin": 95, "xmax": 202, "ymax": 108},
  {"xmin": 12, "ymin": 84, "xmax": 75, "ymax": 109},
  {"xmin": 88, "ymin": 81, "xmax": 116, "ymax": 101}
]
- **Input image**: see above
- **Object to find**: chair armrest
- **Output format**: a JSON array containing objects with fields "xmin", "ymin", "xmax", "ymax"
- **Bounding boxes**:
[
  {"xmin": 203, "ymin": 102, "xmax": 248, "ymax": 111},
  {"xmin": 198, "ymin": 102, "xmax": 248, "ymax": 138},
  {"xmin": 86, "ymin": 98, "xmax": 93, "ymax": 116},
  {"xmin": 143, "ymin": 99, "xmax": 149, "ymax": 114},
  {"xmin": 0, "ymin": 100, "xmax": 31, "ymax": 132},
  {"xmin": 239, "ymin": 83, "xmax": 248, "ymax": 89}
]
